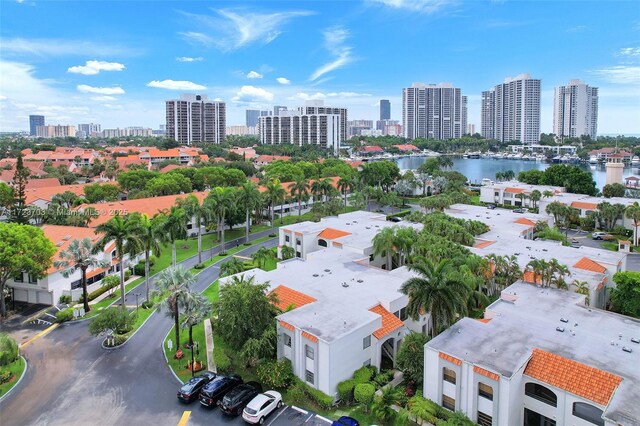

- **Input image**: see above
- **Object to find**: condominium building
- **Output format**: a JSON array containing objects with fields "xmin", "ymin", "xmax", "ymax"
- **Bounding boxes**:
[
  {"xmin": 298, "ymin": 100, "xmax": 348, "ymax": 143},
  {"xmin": 226, "ymin": 125, "xmax": 258, "ymax": 136},
  {"xmin": 554, "ymin": 80, "xmax": 598, "ymax": 140},
  {"xmin": 467, "ymin": 124, "xmax": 476, "ymax": 135},
  {"xmin": 165, "ymin": 94, "xmax": 226, "ymax": 144},
  {"xmin": 380, "ymin": 99, "xmax": 391, "ymax": 120},
  {"xmin": 246, "ymin": 109, "xmax": 260, "ymax": 128},
  {"xmin": 402, "ymin": 83, "xmax": 466, "ymax": 140},
  {"xmin": 259, "ymin": 110, "xmax": 342, "ymax": 155},
  {"xmin": 424, "ymin": 281, "xmax": 639, "ymax": 426},
  {"xmin": 481, "ymin": 74, "xmax": 541, "ymax": 144},
  {"xmin": 101, "ymin": 127, "xmax": 153, "ymax": 138},
  {"xmin": 274, "ymin": 105, "xmax": 287, "ymax": 116},
  {"xmin": 77, "ymin": 123, "xmax": 101, "ymax": 138},
  {"xmin": 347, "ymin": 120, "xmax": 374, "ymax": 137},
  {"xmin": 29, "ymin": 115, "xmax": 44, "ymax": 136},
  {"xmin": 36, "ymin": 125, "xmax": 76, "ymax": 138}
]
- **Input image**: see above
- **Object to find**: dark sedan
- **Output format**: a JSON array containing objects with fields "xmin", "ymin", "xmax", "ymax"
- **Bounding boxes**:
[
  {"xmin": 218, "ymin": 381, "xmax": 263, "ymax": 416},
  {"xmin": 332, "ymin": 416, "xmax": 360, "ymax": 426},
  {"xmin": 177, "ymin": 372, "xmax": 216, "ymax": 403},
  {"xmin": 198, "ymin": 374, "xmax": 243, "ymax": 408}
]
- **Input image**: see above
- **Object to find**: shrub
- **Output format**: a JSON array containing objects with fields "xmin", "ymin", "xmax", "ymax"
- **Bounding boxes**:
[
  {"xmin": 58, "ymin": 294, "xmax": 72, "ymax": 304},
  {"xmin": 286, "ymin": 381, "xmax": 307, "ymax": 404},
  {"xmin": 88, "ymin": 278, "xmax": 119, "ymax": 301},
  {"xmin": 133, "ymin": 262, "xmax": 145, "ymax": 276},
  {"xmin": 0, "ymin": 333, "xmax": 19, "ymax": 366},
  {"xmin": 89, "ymin": 308, "xmax": 136, "ymax": 336},
  {"xmin": 354, "ymin": 383, "xmax": 375, "ymax": 406},
  {"xmin": 104, "ymin": 335, "xmax": 127, "ymax": 347},
  {"xmin": 141, "ymin": 300, "xmax": 154, "ymax": 309},
  {"xmin": 55, "ymin": 308, "xmax": 74, "ymax": 323},
  {"xmin": 124, "ymin": 269, "xmax": 132, "ymax": 280},
  {"xmin": 214, "ymin": 347, "xmax": 230, "ymax": 372},
  {"xmin": 612, "ymin": 226, "xmax": 629, "ymax": 237},
  {"xmin": 374, "ymin": 370, "xmax": 394, "ymax": 387},
  {"xmin": 337, "ymin": 378, "xmax": 357, "ymax": 403},
  {"xmin": 0, "ymin": 370, "xmax": 12, "ymax": 384},
  {"xmin": 304, "ymin": 383, "xmax": 333, "ymax": 410},
  {"xmin": 353, "ymin": 365, "xmax": 376, "ymax": 383},
  {"xmin": 257, "ymin": 359, "xmax": 294, "ymax": 389},
  {"xmin": 194, "ymin": 263, "xmax": 205, "ymax": 270}
]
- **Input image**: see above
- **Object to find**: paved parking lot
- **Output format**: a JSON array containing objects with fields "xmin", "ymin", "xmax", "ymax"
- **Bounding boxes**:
[{"xmin": 178, "ymin": 403, "xmax": 332, "ymax": 426}]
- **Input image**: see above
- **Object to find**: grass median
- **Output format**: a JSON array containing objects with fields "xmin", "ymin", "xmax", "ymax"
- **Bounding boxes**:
[{"xmin": 0, "ymin": 357, "xmax": 26, "ymax": 399}]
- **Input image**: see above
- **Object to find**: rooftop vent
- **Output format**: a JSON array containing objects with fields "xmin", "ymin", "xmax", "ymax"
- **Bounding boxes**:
[
  {"xmin": 357, "ymin": 279, "xmax": 363, "ymax": 283},
  {"xmin": 622, "ymin": 347, "xmax": 633, "ymax": 353},
  {"xmin": 324, "ymin": 269, "xmax": 330, "ymax": 272},
  {"xmin": 346, "ymin": 223, "xmax": 351, "ymax": 225},
  {"xmin": 312, "ymin": 274, "xmax": 319, "ymax": 277},
  {"xmin": 556, "ymin": 327, "xmax": 565, "ymax": 332},
  {"xmin": 631, "ymin": 337, "xmax": 640, "ymax": 344},
  {"xmin": 560, "ymin": 318, "xmax": 569, "ymax": 323},
  {"xmin": 342, "ymin": 283, "xmax": 349, "ymax": 288},
  {"xmin": 56, "ymin": 242, "xmax": 64, "ymax": 247},
  {"xmin": 62, "ymin": 235, "xmax": 72, "ymax": 241}
]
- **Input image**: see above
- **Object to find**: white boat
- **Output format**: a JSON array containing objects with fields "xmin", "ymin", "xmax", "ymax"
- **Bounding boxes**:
[
  {"xmin": 632, "ymin": 156, "xmax": 640, "ymax": 166},
  {"xmin": 481, "ymin": 178, "xmax": 494, "ymax": 186},
  {"xmin": 522, "ymin": 154, "xmax": 531, "ymax": 161},
  {"xmin": 589, "ymin": 155, "xmax": 599, "ymax": 164},
  {"xmin": 494, "ymin": 153, "xmax": 503, "ymax": 159}
]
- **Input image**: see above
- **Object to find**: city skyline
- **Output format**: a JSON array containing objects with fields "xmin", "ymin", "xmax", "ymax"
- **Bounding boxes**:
[{"xmin": 1, "ymin": 1, "xmax": 639, "ymax": 134}]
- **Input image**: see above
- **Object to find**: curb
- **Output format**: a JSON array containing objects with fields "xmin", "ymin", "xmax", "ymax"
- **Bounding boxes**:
[
  {"xmin": 100, "ymin": 308, "xmax": 157, "ymax": 350},
  {"xmin": 0, "ymin": 356, "xmax": 28, "ymax": 405},
  {"xmin": 162, "ymin": 327, "xmax": 185, "ymax": 385}
]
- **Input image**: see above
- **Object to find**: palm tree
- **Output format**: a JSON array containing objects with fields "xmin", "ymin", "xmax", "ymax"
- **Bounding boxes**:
[
  {"xmin": 545, "ymin": 201, "xmax": 566, "ymax": 226},
  {"xmin": 542, "ymin": 190, "xmax": 554, "ymax": 199},
  {"xmin": 530, "ymin": 190, "xmax": 542, "ymax": 209},
  {"xmin": 288, "ymin": 178, "xmax": 309, "ymax": 218},
  {"xmin": 280, "ymin": 245, "xmax": 295, "ymax": 260},
  {"xmin": 54, "ymin": 237, "xmax": 109, "ymax": 313},
  {"xmin": 177, "ymin": 195, "xmax": 208, "ymax": 264},
  {"xmin": 371, "ymin": 386, "xmax": 402, "ymax": 423},
  {"xmin": 372, "ymin": 226, "xmax": 396, "ymax": 270},
  {"xmin": 95, "ymin": 214, "xmax": 141, "ymax": 308},
  {"xmin": 181, "ymin": 292, "xmax": 212, "ymax": 348},
  {"xmin": 206, "ymin": 187, "xmax": 236, "ymax": 255},
  {"xmin": 264, "ymin": 179, "xmax": 285, "ymax": 233},
  {"xmin": 401, "ymin": 257, "xmax": 469, "ymax": 338},
  {"xmin": 625, "ymin": 202, "xmax": 640, "ymax": 246},
  {"xmin": 219, "ymin": 257, "xmax": 246, "ymax": 277},
  {"xmin": 393, "ymin": 226, "xmax": 418, "ymax": 267},
  {"xmin": 515, "ymin": 193, "xmax": 526, "ymax": 207},
  {"xmin": 154, "ymin": 266, "xmax": 195, "ymax": 348},
  {"xmin": 337, "ymin": 177, "xmax": 353, "ymax": 212},
  {"xmin": 572, "ymin": 280, "xmax": 590, "ymax": 305},
  {"xmin": 251, "ymin": 246, "xmax": 274, "ymax": 269},
  {"xmin": 438, "ymin": 156, "xmax": 453, "ymax": 170},
  {"xmin": 159, "ymin": 206, "xmax": 188, "ymax": 267},
  {"xmin": 132, "ymin": 213, "xmax": 163, "ymax": 301},
  {"xmin": 310, "ymin": 179, "xmax": 323, "ymax": 207},
  {"xmin": 237, "ymin": 181, "xmax": 262, "ymax": 243}
]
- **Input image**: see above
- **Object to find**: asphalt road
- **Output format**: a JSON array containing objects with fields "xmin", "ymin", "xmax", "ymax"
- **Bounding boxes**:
[{"xmin": 0, "ymin": 237, "xmax": 282, "ymax": 426}]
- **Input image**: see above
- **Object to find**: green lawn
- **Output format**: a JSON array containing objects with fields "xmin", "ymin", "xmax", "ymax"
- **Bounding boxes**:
[{"xmin": 0, "ymin": 357, "xmax": 26, "ymax": 398}]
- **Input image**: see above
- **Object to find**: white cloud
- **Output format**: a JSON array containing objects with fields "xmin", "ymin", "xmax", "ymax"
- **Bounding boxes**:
[
  {"xmin": 276, "ymin": 77, "xmax": 291, "ymax": 85},
  {"xmin": 77, "ymin": 84, "xmax": 125, "ymax": 95},
  {"xmin": 178, "ymin": 9, "xmax": 314, "ymax": 51},
  {"xmin": 67, "ymin": 60, "xmax": 126, "ymax": 75},
  {"xmin": 176, "ymin": 56, "xmax": 204, "ymax": 62},
  {"xmin": 246, "ymin": 71, "xmax": 263, "ymax": 79},
  {"xmin": 232, "ymin": 85, "xmax": 274, "ymax": 103},
  {"xmin": 1, "ymin": 37, "xmax": 141, "ymax": 57},
  {"xmin": 566, "ymin": 25, "xmax": 587, "ymax": 33},
  {"xmin": 367, "ymin": 0, "xmax": 456, "ymax": 13},
  {"xmin": 90, "ymin": 96, "xmax": 117, "ymax": 101},
  {"xmin": 309, "ymin": 26, "xmax": 354, "ymax": 81},
  {"xmin": 591, "ymin": 66, "xmax": 640, "ymax": 84},
  {"xmin": 617, "ymin": 47, "xmax": 640, "ymax": 57},
  {"xmin": 291, "ymin": 92, "xmax": 327, "ymax": 101},
  {"xmin": 326, "ymin": 91, "xmax": 371, "ymax": 97},
  {"xmin": 146, "ymin": 80, "xmax": 207, "ymax": 90}
]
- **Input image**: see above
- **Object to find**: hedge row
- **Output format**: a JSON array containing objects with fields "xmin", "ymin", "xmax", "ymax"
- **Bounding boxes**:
[{"xmin": 87, "ymin": 280, "xmax": 119, "ymax": 301}]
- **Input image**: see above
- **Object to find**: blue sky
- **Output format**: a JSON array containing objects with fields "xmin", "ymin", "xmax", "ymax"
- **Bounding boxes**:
[{"xmin": 1, "ymin": 0, "xmax": 639, "ymax": 134}]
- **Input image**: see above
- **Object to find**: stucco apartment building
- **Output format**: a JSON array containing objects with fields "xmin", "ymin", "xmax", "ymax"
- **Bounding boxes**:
[
  {"xmin": 424, "ymin": 281, "xmax": 640, "ymax": 426},
  {"xmin": 219, "ymin": 248, "xmax": 429, "ymax": 399},
  {"xmin": 479, "ymin": 181, "xmax": 565, "ymax": 208}
]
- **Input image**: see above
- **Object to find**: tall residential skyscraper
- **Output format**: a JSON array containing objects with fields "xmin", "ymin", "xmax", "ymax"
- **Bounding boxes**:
[
  {"xmin": 259, "ymin": 110, "xmax": 341, "ymax": 155},
  {"xmin": 274, "ymin": 105, "xmax": 287, "ymax": 116},
  {"xmin": 246, "ymin": 109, "xmax": 260, "ymax": 127},
  {"xmin": 77, "ymin": 123, "xmax": 101, "ymax": 138},
  {"xmin": 380, "ymin": 99, "xmax": 390, "ymax": 120},
  {"xmin": 553, "ymin": 79, "xmax": 598, "ymax": 140},
  {"xmin": 29, "ymin": 115, "xmax": 45, "ymax": 136},
  {"xmin": 402, "ymin": 83, "xmax": 466, "ymax": 140},
  {"xmin": 165, "ymin": 94, "xmax": 226, "ymax": 144},
  {"xmin": 36, "ymin": 125, "xmax": 76, "ymax": 138},
  {"xmin": 481, "ymin": 74, "xmax": 541, "ymax": 144},
  {"xmin": 298, "ymin": 100, "xmax": 348, "ymax": 143}
]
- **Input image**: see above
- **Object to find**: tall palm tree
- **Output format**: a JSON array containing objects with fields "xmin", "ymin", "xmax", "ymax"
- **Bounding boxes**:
[
  {"xmin": 319, "ymin": 178, "xmax": 336, "ymax": 203},
  {"xmin": 154, "ymin": 266, "xmax": 195, "ymax": 348},
  {"xmin": 206, "ymin": 187, "xmax": 236, "ymax": 254},
  {"xmin": 177, "ymin": 195, "xmax": 209, "ymax": 264},
  {"xmin": 132, "ymin": 213, "xmax": 163, "ymax": 301},
  {"xmin": 572, "ymin": 280, "xmax": 590, "ymax": 305},
  {"xmin": 310, "ymin": 179, "xmax": 324, "ymax": 208},
  {"xmin": 251, "ymin": 246, "xmax": 274, "ymax": 269},
  {"xmin": 530, "ymin": 190, "xmax": 542, "ymax": 209},
  {"xmin": 625, "ymin": 202, "xmax": 640, "ymax": 246},
  {"xmin": 237, "ymin": 181, "xmax": 262, "ymax": 243},
  {"xmin": 545, "ymin": 201, "xmax": 566, "ymax": 226},
  {"xmin": 264, "ymin": 179, "xmax": 285, "ymax": 233},
  {"xmin": 401, "ymin": 257, "xmax": 469, "ymax": 338},
  {"xmin": 95, "ymin": 214, "xmax": 141, "ymax": 308},
  {"xmin": 181, "ymin": 292, "xmax": 212, "ymax": 348},
  {"xmin": 54, "ymin": 237, "xmax": 109, "ymax": 313},
  {"xmin": 159, "ymin": 206, "xmax": 188, "ymax": 267},
  {"xmin": 372, "ymin": 226, "xmax": 397, "ymax": 270},
  {"xmin": 337, "ymin": 177, "xmax": 352, "ymax": 212},
  {"xmin": 288, "ymin": 178, "xmax": 310, "ymax": 217},
  {"xmin": 220, "ymin": 257, "xmax": 246, "ymax": 277},
  {"xmin": 280, "ymin": 245, "xmax": 295, "ymax": 260},
  {"xmin": 393, "ymin": 226, "xmax": 418, "ymax": 267}
]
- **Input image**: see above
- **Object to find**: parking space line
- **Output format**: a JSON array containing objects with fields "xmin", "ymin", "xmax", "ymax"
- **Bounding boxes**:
[
  {"xmin": 265, "ymin": 406, "xmax": 287, "ymax": 426},
  {"xmin": 305, "ymin": 414, "xmax": 313, "ymax": 423},
  {"xmin": 20, "ymin": 323, "xmax": 59, "ymax": 348},
  {"xmin": 177, "ymin": 410, "xmax": 191, "ymax": 426},
  {"xmin": 315, "ymin": 414, "xmax": 333, "ymax": 424}
]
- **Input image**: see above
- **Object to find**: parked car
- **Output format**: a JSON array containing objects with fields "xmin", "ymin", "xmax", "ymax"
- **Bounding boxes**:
[
  {"xmin": 486, "ymin": 204, "xmax": 496, "ymax": 209},
  {"xmin": 199, "ymin": 374, "xmax": 243, "ymax": 408},
  {"xmin": 218, "ymin": 381, "xmax": 263, "ymax": 416},
  {"xmin": 592, "ymin": 232, "xmax": 611, "ymax": 240},
  {"xmin": 332, "ymin": 416, "xmax": 360, "ymax": 426},
  {"xmin": 242, "ymin": 390, "xmax": 283, "ymax": 424},
  {"xmin": 177, "ymin": 372, "xmax": 216, "ymax": 403},
  {"xmin": 513, "ymin": 208, "xmax": 524, "ymax": 213}
]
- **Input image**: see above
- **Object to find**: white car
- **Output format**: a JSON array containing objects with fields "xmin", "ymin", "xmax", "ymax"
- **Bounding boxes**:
[{"xmin": 242, "ymin": 390, "xmax": 283, "ymax": 424}]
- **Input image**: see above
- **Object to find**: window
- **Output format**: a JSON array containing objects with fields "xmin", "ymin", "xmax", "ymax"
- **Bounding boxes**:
[
  {"xmin": 443, "ymin": 367, "xmax": 456, "ymax": 384},
  {"xmin": 283, "ymin": 334, "xmax": 291, "ymax": 347},
  {"xmin": 318, "ymin": 239, "xmax": 328, "ymax": 247},
  {"xmin": 442, "ymin": 395, "xmax": 455, "ymax": 411},
  {"xmin": 363, "ymin": 359, "xmax": 371, "ymax": 367},
  {"xmin": 572, "ymin": 402, "xmax": 604, "ymax": 426},
  {"xmin": 478, "ymin": 382, "xmax": 493, "ymax": 401},
  {"xmin": 14, "ymin": 273, "xmax": 23, "ymax": 283},
  {"xmin": 285, "ymin": 235, "xmax": 290, "ymax": 243},
  {"xmin": 28, "ymin": 274, "xmax": 38, "ymax": 284},
  {"xmin": 525, "ymin": 383, "xmax": 557, "ymax": 407},
  {"xmin": 305, "ymin": 345, "xmax": 314, "ymax": 360},
  {"xmin": 363, "ymin": 335, "xmax": 371, "ymax": 349},
  {"xmin": 305, "ymin": 370, "xmax": 314, "ymax": 384},
  {"xmin": 399, "ymin": 307, "xmax": 408, "ymax": 321},
  {"xmin": 296, "ymin": 239, "xmax": 301, "ymax": 246},
  {"xmin": 296, "ymin": 251, "xmax": 301, "ymax": 258},
  {"xmin": 369, "ymin": 254, "xmax": 374, "ymax": 262},
  {"xmin": 477, "ymin": 411, "xmax": 492, "ymax": 426}
]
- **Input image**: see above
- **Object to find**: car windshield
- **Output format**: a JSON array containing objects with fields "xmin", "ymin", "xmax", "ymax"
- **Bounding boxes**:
[
  {"xmin": 180, "ymin": 384, "xmax": 194, "ymax": 392},
  {"xmin": 245, "ymin": 407, "xmax": 257, "ymax": 415}
]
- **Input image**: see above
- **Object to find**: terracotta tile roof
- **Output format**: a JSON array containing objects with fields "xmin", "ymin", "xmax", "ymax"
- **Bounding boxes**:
[
  {"xmin": 42, "ymin": 225, "xmax": 104, "ymax": 274},
  {"xmin": 524, "ymin": 348, "xmax": 622, "ymax": 406},
  {"xmin": 574, "ymin": 257, "xmax": 607, "ymax": 274},
  {"xmin": 301, "ymin": 331, "xmax": 318, "ymax": 343},
  {"xmin": 25, "ymin": 183, "xmax": 92, "ymax": 205},
  {"xmin": 522, "ymin": 271, "xmax": 543, "ymax": 285},
  {"xmin": 359, "ymin": 145, "xmax": 383, "ymax": 152},
  {"xmin": 255, "ymin": 155, "xmax": 291, "ymax": 164},
  {"xmin": 476, "ymin": 318, "xmax": 492, "ymax": 324},
  {"xmin": 571, "ymin": 201, "xmax": 598, "ymax": 210},
  {"xmin": 514, "ymin": 218, "xmax": 536, "ymax": 226},
  {"xmin": 439, "ymin": 352, "xmax": 462, "ymax": 366},
  {"xmin": 394, "ymin": 144, "xmax": 418, "ymax": 151},
  {"xmin": 269, "ymin": 284, "xmax": 317, "ymax": 311},
  {"xmin": 473, "ymin": 366, "xmax": 500, "ymax": 381},
  {"xmin": 474, "ymin": 240, "xmax": 496, "ymax": 249},
  {"xmin": 25, "ymin": 178, "xmax": 62, "ymax": 190},
  {"xmin": 369, "ymin": 304, "xmax": 405, "ymax": 339},
  {"xmin": 279, "ymin": 321, "xmax": 294, "ymax": 331},
  {"xmin": 318, "ymin": 227, "xmax": 352, "ymax": 240},
  {"xmin": 160, "ymin": 164, "xmax": 186, "ymax": 173},
  {"xmin": 504, "ymin": 187, "xmax": 525, "ymax": 194}
]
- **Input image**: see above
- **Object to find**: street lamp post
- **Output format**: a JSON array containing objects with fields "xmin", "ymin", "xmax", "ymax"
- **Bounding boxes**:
[
  {"xmin": 190, "ymin": 341, "xmax": 199, "ymax": 378},
  {"xmin": 133, "ymin": 293, "xmax": 139, "ymax": 312}
]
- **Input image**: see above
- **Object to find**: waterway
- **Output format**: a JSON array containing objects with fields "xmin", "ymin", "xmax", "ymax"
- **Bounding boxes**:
[{"xmin": 395, "ymin": 157, "xmax": 640, "ymax": 191}]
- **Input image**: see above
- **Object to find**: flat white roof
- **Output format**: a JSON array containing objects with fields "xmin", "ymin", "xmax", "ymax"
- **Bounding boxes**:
[
  {"xmin": 446, "ymin": 204, "xmax": 550, "ymax": 239},
  {"xmin": 484, "ymin": 180, "xmax": 565, "ymax": 193},
  {"xmin": 547, "ymin": 192, "xmax": 638, "ymax": 208}
]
